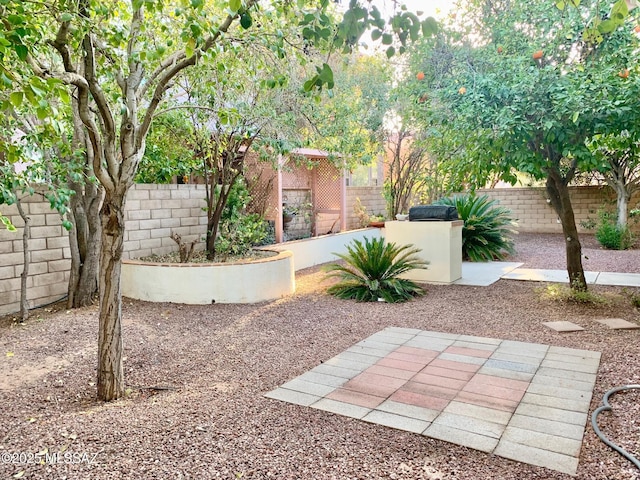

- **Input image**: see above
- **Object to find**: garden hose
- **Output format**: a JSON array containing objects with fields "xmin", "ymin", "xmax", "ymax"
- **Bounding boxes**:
[{"xmin": 591, "ymin": 385, "xmax": 640, "ymax": 471}]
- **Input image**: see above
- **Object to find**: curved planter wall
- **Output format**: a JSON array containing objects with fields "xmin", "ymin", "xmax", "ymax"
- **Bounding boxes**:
[{"xmin": 121, "ymin": 249, "xmax": 295, "ymax": 304}]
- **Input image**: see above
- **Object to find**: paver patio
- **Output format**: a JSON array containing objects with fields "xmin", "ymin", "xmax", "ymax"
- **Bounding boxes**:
[{"xmin": 266, "ymin": 327, "xmax": 601, "ymax": 475}]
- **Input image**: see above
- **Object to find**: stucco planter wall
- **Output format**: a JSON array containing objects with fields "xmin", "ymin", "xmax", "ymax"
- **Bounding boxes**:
[{"xmin": 121, "ymin": 249, "xmax": 294, "ymax": 304}]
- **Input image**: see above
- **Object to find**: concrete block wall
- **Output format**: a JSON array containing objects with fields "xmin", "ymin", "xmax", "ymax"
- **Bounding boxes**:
[
  {"xmin": 122, "ymin": 184, "xmax": 208, "ymax": 259},
  {"xmin": 346, "ymin": 186, "xmax": 387, "ymax": 229},
  {"xmin": 0, "ymin": 194, "xmax": 71, "ymax": 316},
  {"xmin": 0, "ymin": 184, "xmax": 209, "ymax": 316},
  {"xmin": 477, "ymin": 186, "xmax": 640, "ymax": 233}
]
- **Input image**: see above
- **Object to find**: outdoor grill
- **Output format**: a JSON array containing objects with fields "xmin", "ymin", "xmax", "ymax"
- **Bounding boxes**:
[{"xmin": 408, "ymin": 205, "xmax": 459, "ymax": 222}]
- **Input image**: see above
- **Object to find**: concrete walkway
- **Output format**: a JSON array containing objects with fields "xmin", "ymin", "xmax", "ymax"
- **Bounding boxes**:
[
  {"xmin": 455, "ymin": 261, "xmax": 640, "ymax": 287},
  {"xmin": 266, "ymin": 327, "xmax": 600, "ymax": 475}
]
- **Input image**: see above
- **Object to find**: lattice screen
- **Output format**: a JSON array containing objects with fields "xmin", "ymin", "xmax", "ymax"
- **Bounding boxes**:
[
  {"xmin": 314, "ymin": 161, "xmax": 342, "ymax": 234},
  {"xmin": 245, "ymin": 154, "xmax": 344, "ymax": 239}
]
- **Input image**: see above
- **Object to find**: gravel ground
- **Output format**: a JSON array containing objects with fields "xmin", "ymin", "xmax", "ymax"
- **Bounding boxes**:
[{"xmin": 0, "ymin": 233, "xmax": 639, "ymax": 480}]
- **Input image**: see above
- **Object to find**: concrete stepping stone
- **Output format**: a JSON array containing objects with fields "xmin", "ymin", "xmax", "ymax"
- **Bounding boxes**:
[
  {"xmin": 542, "ymin": 321, "xmax": 584, "ymax": 332},
  {"xmin": 595, "ymin": 318, "xmax": 640, "ymax": 330}
]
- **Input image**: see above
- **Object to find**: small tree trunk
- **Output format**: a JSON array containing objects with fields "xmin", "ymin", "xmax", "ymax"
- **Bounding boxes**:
[
  {"xmin": 614, "ymin": 181, "xmax": 629, "ymax": 228},
  {"xmin": 67, "ymin": 187, "xmax": 102, "ymax": 308},
  {"xmin": 67, "ymin": 119, "xmax": 103, "ymax": 309},
  {"xmin": 96, "ymin": 191, "xmax": 126, "ymax": 401},
  {"xmin": 546, "ymin": 170, "xmax": 586, "ymax": 291},
  {"xmin": 16, "ymin": 198, "xmax": 30, "ymax": 322}
]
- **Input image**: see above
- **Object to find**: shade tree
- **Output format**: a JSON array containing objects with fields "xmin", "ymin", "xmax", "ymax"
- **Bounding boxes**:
[{"xmin": 1, "ymin": 0, "xmax": 436, "ymax": 400}]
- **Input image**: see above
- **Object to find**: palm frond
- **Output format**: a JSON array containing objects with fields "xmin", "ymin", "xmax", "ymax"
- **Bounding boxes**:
[
  {"xmin": 434, "ymin": 194, "xmax": 517, "ymax": 261},
  {"xmin": 323, "ymin": 236, "xmax": 427, "ymax": 303}
]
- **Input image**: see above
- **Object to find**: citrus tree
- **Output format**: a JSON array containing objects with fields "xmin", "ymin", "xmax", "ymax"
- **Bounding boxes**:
[{"xmin": 407, "ymin": 0, "xmax": 640, "ymax": 290}]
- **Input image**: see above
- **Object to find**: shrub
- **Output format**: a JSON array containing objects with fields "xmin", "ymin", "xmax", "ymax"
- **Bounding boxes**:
[
  {"xmin": 595, "ymin": 211, "xmax": 635, "ymax": 250},
  {"xmin": 433, "ymin": 194, "xmax": 517, "ymax": 261},
  {"xmin": 324, "ymin": 237, "xmax": 428, "ymax": 303},
  {"xmin": 214, "ymin": 181, "xmax": 268, "ymax": 258},
  {"xmin": 537, "ymin": 283, "xmax": 608, "ymax": 305}
]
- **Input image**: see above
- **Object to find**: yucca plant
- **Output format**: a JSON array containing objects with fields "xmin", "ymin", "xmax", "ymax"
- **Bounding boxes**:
[
  {"xmin": 324, "ymin": 237, "xmax": 428, "ymax": 303},
  {"xmin": 434, "ymin": 194, "xmax": 517, "ymax": 262}
]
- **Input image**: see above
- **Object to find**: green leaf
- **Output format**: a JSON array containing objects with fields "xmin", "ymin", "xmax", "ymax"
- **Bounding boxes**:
[
  {"xmin": 386, "ymin": 46, "xmax": 395, "ymax": 58},
  {"xmin": 60, "ymin": 12, "xmax": 73, "ymax": 22},
  {"xmin": 14, "ymin": 44, "xmax": 27, "ymax": 61},
  {"xmin": 229, "ymin": 0, "xmax": 241, "ymax": 13},
  {"xmin": 191, "ymin": 0, "xmax": 204, "ymax": 7},
  {"xmin": 421, "ymin": 17, "xmax": 438, "ymax": 37},
  {"xmin": 572, "ymin": 111, "xmax": 579, "ymax": 123},
  {"xmin": 9, "ymin": 91, "xmax": 23, "ymax": 107},
  {"xmin": 371, "ymin": 29, "xmax": 382, "ymax": 41},
  {"xmin": 36, "ymin": 107, "xmax": 48, "ymax": 120},
  {"xmin": 303, "ymin": 76, "xmax": 318, "ymax": 92},
  {"xmin": 597, "ymin": 19, "xmax": 617, "ymax": 34},
  {"xmin": 381, "ymin": 33, "xmax": 393, "ymax": 45},
  {"xmin": 555, "ymin": 0, "xmax": 566, "ymax": 10}
]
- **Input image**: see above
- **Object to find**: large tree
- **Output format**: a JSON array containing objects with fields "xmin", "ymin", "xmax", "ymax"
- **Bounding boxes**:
[
  {"xmin": 1, "ymin": 0, "xmax": 436, "ymax": 400},
  {"xmin": 409, "ymin": 0, "xmax": 638, "ymax": 290}
]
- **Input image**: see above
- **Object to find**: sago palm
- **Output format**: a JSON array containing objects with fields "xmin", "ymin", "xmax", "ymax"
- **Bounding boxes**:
[
  {"xmin": 324, "ymin": 237, "xmax": 428, "ymax": 303},
  {"xmin": 434, "ymin": 194, "xmax": 517, "ymax": 261}
]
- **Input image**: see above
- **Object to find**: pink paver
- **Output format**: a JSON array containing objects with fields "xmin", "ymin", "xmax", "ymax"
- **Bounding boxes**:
[
  {"xmin": 327, "ymin": 388, "xmax": 385, "ymax": 408},
  {"xmin": 429, "ymin": 358, "xmax": 481, "ymax": 373},
  {"xmin": 375, "ymin": 357, "xmax": 425, "ymax": 372},
  {"xmin": 389, "ymin": 389, "xmax": 451, "ymax": 411},
  {"xmin": 402, "ymin": 381, "xmax": 459, "ymax": 400},
  {"xmin": 411, "ymin": 372, "xmax": 468, "ymax": 391},
  {"xmin": 366, "ymin": 365, "xmax": 419, "ymax": 380},
  {"xmin": 343, "ymin": 373, "xmax": 407, "ymax": 397}
]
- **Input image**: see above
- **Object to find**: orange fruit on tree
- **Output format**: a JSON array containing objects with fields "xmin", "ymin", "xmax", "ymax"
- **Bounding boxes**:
[
  {"xmin": 497, "ymin": 46, "xmax": 503, "ymax": 54},
  {"xmin": 416, "ymin": 71, "xmax": 425, "ymax": 81},
  {"xmin": 619, "ymin": 69, "xmax": 630, "ymax": 78},
  {"xmin": 532, "ymin": 50, "xmax": 543, "ymax": 60},
  {"xmin": 635, "ymin": 25, "xmax": 640, "ymax": 33},
  {"xmin": 458, "ymin": 86, "xmax": 467, "ymax": 95}
]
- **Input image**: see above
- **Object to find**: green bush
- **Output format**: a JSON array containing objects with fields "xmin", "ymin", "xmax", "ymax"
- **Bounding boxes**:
[
  {"xmin": 214, "ymin": 180, "xmax": 268, "ymax": 258},
  {"xmin": 433, "ymin": 194, "xmax": 517, "ymax": 261},
  {"xmin": 324, "ymin": 237, "xmax": 428, "ymax": 303},
  {"xmin": 595, "ymin": 211, "xmax": 635, "ymax": 250}
]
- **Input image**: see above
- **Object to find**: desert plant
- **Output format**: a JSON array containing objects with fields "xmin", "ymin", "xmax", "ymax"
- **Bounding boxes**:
[
  {"xmin": 324, "ymin": 237, "xmax": 428, "ymax": 303},
  {"xmin": 595, "ymin": 210, "xmax": 635, "ymax": 250},
  {"xmin": 434, "ymin": 194, "xmax": 517, "ymax": 261}
]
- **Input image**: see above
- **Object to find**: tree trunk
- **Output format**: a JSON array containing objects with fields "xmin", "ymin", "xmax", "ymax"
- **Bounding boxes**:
[
  {"xmin": 613, "ymin": 180, "xmax": 629, "ymax": 228},
  {"xmin": 16, "ymin": 198, "xmax": 30, "ymax": 322},
  {"xmin": 546, "ymin": 170, "xmax": 587, "ymax": 291},
  {"xmin": 67, "ymin": 109, "xmax": 103, "ymax": 308},
  {"xmin": 96, "ymin": 191, "xmax": 126, "ymax": 401},
  {"xmin": 67, "ymin": 184, "xmax": 102, "ymax": 308}
]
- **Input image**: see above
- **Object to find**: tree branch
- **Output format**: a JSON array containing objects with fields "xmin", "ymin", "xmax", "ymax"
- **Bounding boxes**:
[{"xmin": 137, "ymin": 0, "xmax": 259, "ymax": 149}]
